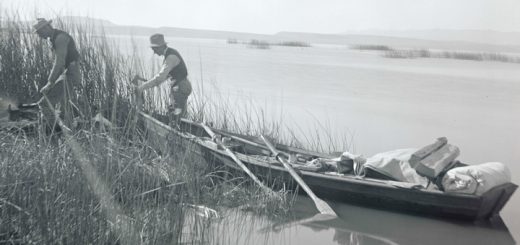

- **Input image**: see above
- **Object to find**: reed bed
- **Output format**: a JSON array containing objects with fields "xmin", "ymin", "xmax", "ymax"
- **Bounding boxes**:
[
  {"xmin": 384, "ymin": 48, "xmax": 520, "ymax": 63},
  {"xmin": 187, "ymin": 80, "xmax": 353, "ymax": 154},
  {"xmin": 351, "ymin": 44, "xmax": 393, "ymax": 51},
  {"xmin": 1, "ymin": 9, "xmax": 355, "ymax": 243},
  {"xmin": 0, "ymin": 12, "xmax": 297, "ymax": 244},
  {"xmin": 227, "ymin": 39, "xmax": 311, "ymax": 49},
  {"xmin": 349, "ymin": 44, "xmax": 520, "ymax": 63}
]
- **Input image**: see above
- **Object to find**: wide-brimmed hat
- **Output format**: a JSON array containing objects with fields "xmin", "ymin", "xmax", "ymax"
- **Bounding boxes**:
[
  {"xmin": 33, "ymin": 18, "xmax": 52, "ymax": 32},
  {"xmin": 149, "ymin": 33, "xmax": 167, "ymax": 47}
]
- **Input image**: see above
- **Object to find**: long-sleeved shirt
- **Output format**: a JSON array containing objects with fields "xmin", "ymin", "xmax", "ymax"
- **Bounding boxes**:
[
  {"xmin": 140, "ymin": 49, "xmax": 181, "ymax": 90},
  {"xmin": 48, "ymin": 33, "xmax": 70, "ymax": 85}
]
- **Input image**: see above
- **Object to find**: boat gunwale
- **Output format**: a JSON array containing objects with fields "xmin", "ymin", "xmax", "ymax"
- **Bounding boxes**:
[{"xmin": 140, "ymin": 112, "xmax": 517, "ymax": 201}]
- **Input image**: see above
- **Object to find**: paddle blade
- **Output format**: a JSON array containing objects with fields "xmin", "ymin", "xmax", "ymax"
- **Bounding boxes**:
[
  {"xmin": 259, "ymin": 134, "xmax": 338, "ymax": 218},
  {"xmin": 315, "ymin": 198, "xmax": 338, "ymax": 217}
]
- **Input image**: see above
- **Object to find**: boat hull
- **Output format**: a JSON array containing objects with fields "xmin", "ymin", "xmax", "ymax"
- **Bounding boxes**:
[{"xmin": 139, "ymin": 112, "xmax": 518, "ymax": 221}]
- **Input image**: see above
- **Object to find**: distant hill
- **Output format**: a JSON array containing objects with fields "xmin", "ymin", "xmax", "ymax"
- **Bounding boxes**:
[
  {"xmin": 104, "ymin": 24, "xmax": 273, "ymax": 41},
  {"xmin": 342, "ymin": 29, "xmax": 520, "ymax": 47},
  {"xmin": 57, "ymin": 16, "xmax": 116, "ymax": 27},
  {"xmin": 275, "ymin": 31, "xmax": 520, "ymax": 53},
  {"xmin": 53, "ymin": 16, "xmax": 520, "ymax": 53}
]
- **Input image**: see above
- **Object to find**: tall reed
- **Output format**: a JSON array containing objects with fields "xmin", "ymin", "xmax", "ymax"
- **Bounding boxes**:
[{"xmin": 0, "ymin": 12, "xmax": 294, "ymax": 244}]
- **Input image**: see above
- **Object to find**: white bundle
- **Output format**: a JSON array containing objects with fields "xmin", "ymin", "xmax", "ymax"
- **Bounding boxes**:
[{"xmin": 442, "ymin": 162, "xmax": 511, "ymax": 196}]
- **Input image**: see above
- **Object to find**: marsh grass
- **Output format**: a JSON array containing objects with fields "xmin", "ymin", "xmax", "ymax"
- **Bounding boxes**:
[
  {"xmin": 188, "ymin": 80, "xmax": 353, "ymax": 154},
  {"xmin": 350, "ymin": 44, "xmax": 520, "ymax": 63},
  {"xmin": 351, "ymin": 44, "xmax": 520, "ymax": 63},
  {"xmin": 1, "ymin": 11, "xmax": 352, "ymax": 244},
  {"xmin": 226, "ymin": 38, "xmax": 310, "ymax": 48},
  {"xmin": 0, "ymin": 13, "xmax": 293, "ymax": 244},
  {"xmin": 247, "ymin": 40, "xmax": 271, "ymax": 49},
  {"xmin": 351, "ymin": 44, "xmax": 392, "ymax": 51},
  {"xmin": 276, "ymin": 41, "xmax": 311, "ymax": 47}
]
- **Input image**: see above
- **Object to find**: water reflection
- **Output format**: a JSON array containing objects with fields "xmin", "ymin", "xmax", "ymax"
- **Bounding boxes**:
[
  {"xmin": 265, "ymin": 213, "xmax": 399, "ymax": 245},
  {"xmin": 200, "ymin": 195, "xmax": 515, "ymax": 244},
  {"xmin": 270, "ymin": 196, "xmax": 516, "ymax": 245}
]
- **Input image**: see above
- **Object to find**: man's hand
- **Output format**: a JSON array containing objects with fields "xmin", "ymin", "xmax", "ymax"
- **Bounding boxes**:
[
  {"xmin": 130, "ymin": 75, "xmax": 144, "ymax": 91},
  {"xmin": 133, "ymin": 75, "xmax": 147, "ymax": 82},
  {"xmin": 132, "ymin": 75, "xmax": 147, "ymax": 91},
  {"xmin": 172, "ymin": 86, "xmax": 179, "ymax": 92},
  {"xmin": 40, "ymin": 83, "xmax": 52, "ymax": 94}
]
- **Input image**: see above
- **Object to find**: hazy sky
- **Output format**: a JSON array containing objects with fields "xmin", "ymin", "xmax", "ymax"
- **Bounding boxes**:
[{"xmin": 2, "ymin": 0, "xmax": 520, "ymax": 34}]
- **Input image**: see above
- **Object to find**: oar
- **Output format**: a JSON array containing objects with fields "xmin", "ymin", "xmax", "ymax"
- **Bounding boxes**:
[
  {"xmin": 260, "ymin": 135, "xmax": 337, "ymax": 217},
  {"xmin": 200, "ymin": 123, "xmax": 272, "ymax": 193},
  {"xmin": 42, "ymin": 94, "xmax": 72, "ymax": 133},
  {"xmin": 259, "ymin": 213, "xmax": 336, "ymax": 233}
]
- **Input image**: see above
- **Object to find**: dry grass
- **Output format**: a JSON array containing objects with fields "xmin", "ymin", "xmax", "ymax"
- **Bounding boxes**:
[{"xmin": 0, "ymin": 12, "xmax": 294, "ymax": 244}]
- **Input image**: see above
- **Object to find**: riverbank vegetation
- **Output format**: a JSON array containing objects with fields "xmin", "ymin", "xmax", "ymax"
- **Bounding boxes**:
[
  {"xmin": 351, "ymin": 44, "xmax": 392, "ymax": 51},
  {"xmin": 383, "ymin": 49, "xmax": 520, "ymax": 63},
  {"xmin": 227, "ymin": 38, "xmax": 311, "ymax": 49},
  {"xmin": 0, "ymin": 12, "xmax": 297, "ymax": 244},
  {"xmin": 351, "ymin": 44, "xmax": 520, "ymax": 63}
]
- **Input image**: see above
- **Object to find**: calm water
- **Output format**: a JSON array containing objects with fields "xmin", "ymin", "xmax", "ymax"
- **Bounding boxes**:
[
  {"xmin": 113, "ymin": 35, "xmax": 520, "ymax": 244},
  {"xmin": 201, "ymin": 196, "xmax": 515, "ymax": 245}
]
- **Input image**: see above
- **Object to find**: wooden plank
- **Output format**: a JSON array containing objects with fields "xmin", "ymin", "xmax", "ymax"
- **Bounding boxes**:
[
  {"xmin": 415, "ymin": 143, "xmax": 460, "ymax": 178},
  {"xmin": 409, "ymin": 137, "xmax": 447, "ymax": 168}
]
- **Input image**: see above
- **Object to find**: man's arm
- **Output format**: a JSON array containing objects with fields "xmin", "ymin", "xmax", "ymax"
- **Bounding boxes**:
[
  {"xmin": 139, "ymin": 54, "xmax": 180, "ymax": 90},
  {"xmin": 47, "ymin": 34, "xmax": 69, "ymax": 85}
]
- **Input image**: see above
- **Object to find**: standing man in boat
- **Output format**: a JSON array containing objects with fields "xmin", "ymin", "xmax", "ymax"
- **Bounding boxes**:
[
  {"xmin": 135, "ymin": 33, "xmax": 192, "ymax": 127},
  {"xmin": 33, "ymin": 18, "xmax": 81, "ymax": 130}
]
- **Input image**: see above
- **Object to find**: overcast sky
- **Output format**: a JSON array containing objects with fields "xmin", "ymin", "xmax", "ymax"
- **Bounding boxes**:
[{"xmin": 2, "ymin": 0, "xmax": 520, "ymax": 34}]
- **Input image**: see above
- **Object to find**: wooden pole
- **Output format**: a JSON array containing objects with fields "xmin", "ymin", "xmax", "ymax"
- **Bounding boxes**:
[{"xmin": 260, "ymin": 135, "xmax": 337, "ymax": 217}]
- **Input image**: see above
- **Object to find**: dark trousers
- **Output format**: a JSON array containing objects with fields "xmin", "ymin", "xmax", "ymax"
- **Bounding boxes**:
[
  {"xmin": 168, "ymin": 78, "xmax": 192, "ymax": 127},
  {"xmin": 39, "ymin": 62, "xmax": 81, "ymax": 131}
]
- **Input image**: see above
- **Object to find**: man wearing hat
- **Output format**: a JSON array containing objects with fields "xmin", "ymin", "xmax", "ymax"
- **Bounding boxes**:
[
  {"xmin": 136, "ymin": 33, "xmax": 192, "ymax": 126},
  {"xmin": 33, "ymin": 18, "xmax": 81, "ymax": 129}
]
